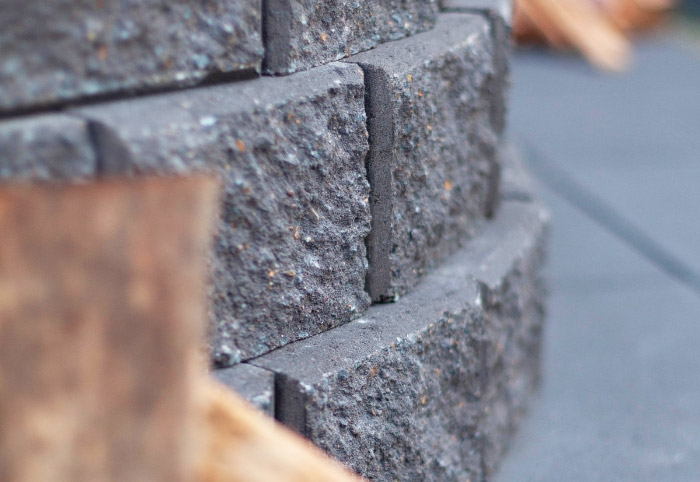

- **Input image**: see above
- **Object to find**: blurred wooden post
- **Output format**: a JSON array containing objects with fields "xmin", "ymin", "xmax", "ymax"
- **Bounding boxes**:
[{"xmin": 0, "ymin": 177, "xmax": 219, "ymax": 482}]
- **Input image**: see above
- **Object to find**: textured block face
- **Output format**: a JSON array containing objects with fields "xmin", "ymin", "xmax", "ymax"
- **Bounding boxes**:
[
  {"xmin": 213, "ymin": 364, "xmax": 275, "ymax": 416},
  {"xmin": 75, "ymin": 63, "xmax": 371, "ymax": 366},
  {"xmin": 440, "ymin": 2, "xmax": 512, "ymax": 135},
  {"xmin": 0, "ymin": 0, "xmax": 262, "ymax": 112},
  {"xmin": 467, "ymin": 202, "xmax": 549, "ymax": 477},
  {"xmin": 254, "ymin": 200, "xmax": 549, "ymax": 481},
  {"xmin": 347, "ymin": 14, "xmax": 500, "ymax": 302},
  {"xmin": 255, "ymin": 286, "xmax": 484, "ymax": 482},
  {"xmin": 264, "ymin": 0, "xmax": 438, "ymax": 74},
  {"xmin": 0, "ymin": 115, "xmax": 97, "ymax": 180}
]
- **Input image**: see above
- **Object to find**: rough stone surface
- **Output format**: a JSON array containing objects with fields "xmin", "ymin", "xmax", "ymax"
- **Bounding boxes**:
[
  {"xmin": 346, "ymin": 14, "xmax": 501, "ymax": 302},
  {"xmin": 0, "ymin": 0, "xmax": 263, "ymax": 113},
  {"xmin": 441, "ymin": 2, "xmax": 512, "ymax": 134},
  {"xmin": 74, "ymin": 63, "xmax": 371, "ymax": 366},
  {"xmin": 213, "ymin": 364, "xmax": 275, "ymax": 416},
  {"xmin": 253, "ymin": 200, "xmax": 549, "ymax": 481},
  {"xmin": 264, "ymin": 0, "xmax": 438, "ymax": 74},
  {"xmin": 441, "ymin": 0, "xmax": 513, "ymax": 26},
  {"xmin": 0, "ymin": 115, "xmax": 97, "ymax": 181},
  {"xmin": 454, "ymin": 200, "xmax": 549, "ymax": 478}
]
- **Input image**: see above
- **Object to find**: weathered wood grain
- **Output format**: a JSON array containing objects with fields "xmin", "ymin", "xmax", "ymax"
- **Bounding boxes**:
[{"xmin": 0, "ymin": 176, "xmax": 219, "ymax": 482}]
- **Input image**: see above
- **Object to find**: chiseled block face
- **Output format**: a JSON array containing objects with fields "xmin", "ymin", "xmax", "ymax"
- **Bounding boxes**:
[
  {"xmin": 263, "ymin": 0, "xmax": 438, "ymax": 74},
  {"xmin": 0, "ymin": 115, "xmax": 97, "ymax": 181},
  {"xmin": 0, "ymin": 0, "xmax": 263, "ymax": 112},
  {"xmin": 347, "ymin": 14, "xmax": 501, "ymax": 302},
  {"xmin": 254, "ymin": 200, "xmax": 549, "ymax": 482},
  {"xmin": 75, "ymin": 63, "xmax": 371, "ymax": 366},
  {"xmin": 255, "ymin": 286, "xmax": 485, "ymax": 482}
]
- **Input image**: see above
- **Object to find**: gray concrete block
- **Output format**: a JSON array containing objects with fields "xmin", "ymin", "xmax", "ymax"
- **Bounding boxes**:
[
  {"xmin": 212, "ymin": 363, "xmax": 274, "ymax": 416},
  {"xmin": 0, "ymin": 115, "xmax": 97, "ymax": 180},
  {"xmin": 346, "ymin": 14, "xmax": 501, "ymax": 302},
  {"xmin": 253, "ymin": 200, "xmax": 549, "ymax": 481},
  {"xmin": 74, "ymin": 63, "xmax": 371, "ymax": 366},
  {"xmin": 441, "ymin": 0, "xmax": 513, "ymax": 26},
  {"xmin": 441, "ymin": 1, "xmax": 512, "ymax": 135},
  {"xmin": 263, "ymin": 0, "xmax": 438, "ymax": 74},
  {"xmin": 0, "ymin": 0, "xmax": 263, "ymax": 112},
  {"xmin": 473, "ymin": 203, "xmax": 549, "ymax": 477}
]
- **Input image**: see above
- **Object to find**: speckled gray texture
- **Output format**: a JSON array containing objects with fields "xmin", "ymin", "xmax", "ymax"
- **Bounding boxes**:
[
  {"xmin": 346, "ymin": 14, "xmax": 501, "ymax": 302},
  {"xmin": 441, "ymin": 0, "xmax": 513, "ymax": 26},
  {"xmin": 73, "ymin": 63, "xmax": 371, "ymax": 366},
  {"xmin": 263, "ymin": 0, "xmax": 438, "ymax": 74},
  {"xmin": 0, "ymin": 114, "xmax": 97, "ymax": 181},
  {"xmin": 253, "ymin": 200, "xmax": 549, "ymax": 481},
  {"xmin": 213, "ymin": 363, "xmax": 275, "ymax": 416},
  {"xmin": 457, "ymin": 200, "xmax": 549, "ymax": 478},
  {"xmin": 0, "ymin": 0, "xmax": 262, "ymax": 112},
  {"xmin": 441, "ymin": 2, "xmax": 512, "ymax": 134}
]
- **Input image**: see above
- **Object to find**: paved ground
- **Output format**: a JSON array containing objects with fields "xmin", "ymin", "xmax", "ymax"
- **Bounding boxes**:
[{"xmin": 495, "ymin": 36, "xmax": 700, "ymax": 481}]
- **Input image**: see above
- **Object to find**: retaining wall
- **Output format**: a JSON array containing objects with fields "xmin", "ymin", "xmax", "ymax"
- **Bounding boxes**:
[{"xmin": 0, "ymin": 0, "xmax": 548, "ymax": 480}]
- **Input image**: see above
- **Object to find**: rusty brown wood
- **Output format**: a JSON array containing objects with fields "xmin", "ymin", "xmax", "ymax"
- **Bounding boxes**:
[{"xmin": 0, "ymin": 176, "xmax": 219, "ymax": 482}]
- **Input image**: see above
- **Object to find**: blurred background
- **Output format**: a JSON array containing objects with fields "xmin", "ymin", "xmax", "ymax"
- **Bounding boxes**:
[{"xmin": 497, "ymin": 1, "xmax": 700, "ymax": 480}]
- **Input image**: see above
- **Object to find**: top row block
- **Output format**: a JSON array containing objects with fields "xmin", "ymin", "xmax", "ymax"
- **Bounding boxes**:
[
  {"xmin": 264, "ymin": 0, "xmax": 438, "ymax": 74},
  {"xmin": 0, "ymin": 0, "xmax": 263, "ymax": 113},
  {"xmin": 0, "ymin": 0, "xmax": 441, "ymax": 112}
]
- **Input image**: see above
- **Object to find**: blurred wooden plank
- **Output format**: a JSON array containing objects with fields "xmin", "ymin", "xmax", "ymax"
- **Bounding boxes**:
[
  {"xmin": 197, "ymin": 380, "xmax": 364, "ymax": 482},
  {"xmin": 514, "ymin": 0, "xmax": 632, "ymax": 71},
  {"xmin": 0, "ymin": 176, "xmax": 219, "ymax": 482}
]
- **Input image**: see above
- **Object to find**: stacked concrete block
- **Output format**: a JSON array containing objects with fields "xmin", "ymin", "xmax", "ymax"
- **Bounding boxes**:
[
  {"xmin": 264, "ymin": 0, "xmax": 438, "ymax": 74},
  {"xmin": 0, "ymin": 0, "xmax": 263, "ymax": 113},
  {"xmin": 0, "ymin": 115, "xmax": 97, "ymax": 181},
  {"xmin": 345, "ymin": 14, "xmax": 501, "ymax": 302},
  {"xmin": 213, "ymin": 364, "xmax": 275, "ymax": 416},
  {"xmin": 74, "ymin": 63, "xmax": 371, "ymax": 366},
  {"xmin": 0, "ymin": 2, "xmax": 549, "ymax": 479},
  {"xmin": 253, "ymin": 198, "xmax": 549, "ymax": 481},
  {"xmin": 451, "ymin": 200, "xmax": 548, "ymax": 478},
  {"xmin": 441, "ymin": 0, "xmax": 513, "ymax": 135}
]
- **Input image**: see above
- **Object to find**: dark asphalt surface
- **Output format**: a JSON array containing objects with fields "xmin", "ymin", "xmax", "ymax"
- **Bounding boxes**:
[{"xmin": 495, "ymin": 37, "xmax": 700, "ymax": 481}]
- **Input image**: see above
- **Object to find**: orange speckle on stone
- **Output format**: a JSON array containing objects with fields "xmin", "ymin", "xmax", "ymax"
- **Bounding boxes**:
[
  {"xmin": 370, "ymin": 366, "xmax": 378, "ymax": 377},
  {"xmin": 236, "ymin": 139, "xmax": 246, "ymax": 152},
  {"xmin": 268, "ymin": 270, "xmax": 276, "ymax": 278},
  {"xmin": 444, "ymin": 180, "xmax": 453, "ymax": 191},
  {"xmin": 321, "ymin": 32, "xmax": 328, "ymax": 42},
  {"xmin": 97, "ymin": 45, "xmax": 108, "ymax": 61},
  {"xmin": 406, "ymin": 73, "xmax": 413, "ymax": 82},
  {"xmin": 421, "ymin": 395, "xmax": 428, "ymax": 406},
  {"xmin": 418, "ymin": 90, "xmax": 423, "ymax": 97}
]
